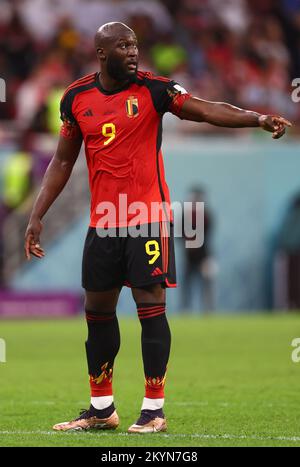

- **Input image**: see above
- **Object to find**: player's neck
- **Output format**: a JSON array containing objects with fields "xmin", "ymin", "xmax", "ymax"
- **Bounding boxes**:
[{"xmin": 98, "ymin": 71, "xmax": 129, "ymax": 92}]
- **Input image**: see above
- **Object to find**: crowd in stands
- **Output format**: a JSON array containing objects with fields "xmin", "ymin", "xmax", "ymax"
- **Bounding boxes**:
[{"xmin": 0, "ymin": 0, "xmax": 299, "ymax": 135}]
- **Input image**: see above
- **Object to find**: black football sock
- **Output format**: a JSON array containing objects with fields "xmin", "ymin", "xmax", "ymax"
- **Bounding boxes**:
[
  {"xmin": 85, "ymin": 310, "xmax": 120, "ymax": 407},
  {"xmin": 137, "ymin": 303, "xmax": 171, "ymax": 402}
]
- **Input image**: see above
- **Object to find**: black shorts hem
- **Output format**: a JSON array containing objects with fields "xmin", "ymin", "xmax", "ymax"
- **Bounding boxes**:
[
  {"xmin": 126, "ymin": 275, "xmax": 177, "ymax": 289},
  {"xmin": 82, "ymin": 282, "xmax": 123, "ymax": 292}
]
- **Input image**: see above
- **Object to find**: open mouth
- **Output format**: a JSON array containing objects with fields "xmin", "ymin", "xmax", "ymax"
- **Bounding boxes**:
[{"xmin": 127, "ymin": 63, "xmax": 137, "ymax": 71}]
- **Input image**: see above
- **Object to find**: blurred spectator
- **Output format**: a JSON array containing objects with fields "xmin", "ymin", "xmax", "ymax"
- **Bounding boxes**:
[
  {"xmin": 125, "ymin": 0, "xmax": 173, "ymax": 33},
  {"xmin": 0, "ymin": 130, "xmax": 33, "ymax": 286},
  {"xmin": 15, "ymin": 50, "xmax": 70, "ymax": 131},
  {"xmin": 150, "ymin": 33, "xmax": 187, "ymax": 76},
  {"xmin": 210, "ymin": 0, "xmax": 249, "ymax": 33},
  {"xmin": 274, "ymin": 193, "xmax": 300, "ymax": 310},
  {"xmin": 181, "ymin": 186, "xmax": 216, "ymax": 313},
  {"xmin": 2, "ymin": 132, "xmax": 33, "ymax": 210},
  {"xmin": 54, "ymin": 17, "xmax": 81, "ymax": 53},
  {"xmin": 45, "ymin": 86, "xmax": 65, "ymax": 135},
  {"xmin": 17, "ymin": 0, "xmax": 75, "ymax": 41},
  {"xmin": 1, "ymin": 8, "xmax": 37, "ymax": 81}
]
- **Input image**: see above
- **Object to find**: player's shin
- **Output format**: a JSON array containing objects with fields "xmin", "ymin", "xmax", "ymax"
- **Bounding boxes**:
[
  {"xmin": 85, "ymin": 310, "xmax": 120, "ymax": 417},
  {"xmin": 137, "ymin": 303, "xmax": 171, "ymax": 412}
]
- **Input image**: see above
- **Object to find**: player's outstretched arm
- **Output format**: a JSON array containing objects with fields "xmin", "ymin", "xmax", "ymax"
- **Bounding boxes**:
[
  {"xmin": 179, "ymin": 97, "xmax": 292, "ymax": 139},
  {"xmin": 24, "ymin": 133, "xmax": 82, "ymax": 260}
]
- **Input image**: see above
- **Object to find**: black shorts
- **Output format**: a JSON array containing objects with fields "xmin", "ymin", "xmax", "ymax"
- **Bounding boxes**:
[{"xmin": 82, "ymin": 222, "xmax": 177, "ymax": 291}]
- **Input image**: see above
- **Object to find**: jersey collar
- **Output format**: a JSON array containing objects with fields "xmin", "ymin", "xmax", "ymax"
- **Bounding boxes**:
[{"xmin": 95, "ymin": 72, "xmax": 134, "ymax": 95}]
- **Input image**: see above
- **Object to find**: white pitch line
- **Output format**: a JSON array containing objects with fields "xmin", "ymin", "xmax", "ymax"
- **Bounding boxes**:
[
  {"xmin": 169, "ymin": 402, "xmax": 209, "ymax": 406},
  {"xmin": 0, "ymin": 431, "xmax": 300, "ymax": 442},
  {"xmin": 8, "ymin": 400, "xmax": 297, "ymax": 409},
  {"xmin": 168, "ymin": 401, "xmax": 300, "ymax": 409}
]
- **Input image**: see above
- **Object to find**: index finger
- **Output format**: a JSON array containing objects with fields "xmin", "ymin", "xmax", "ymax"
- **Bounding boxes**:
[
  {"xmin": 273, "ymin": 116, "xmax": 292, "ymax": 127},
  {"xmin": 25, "ymin": 233, "xmax": 33, "ymax": 260}
]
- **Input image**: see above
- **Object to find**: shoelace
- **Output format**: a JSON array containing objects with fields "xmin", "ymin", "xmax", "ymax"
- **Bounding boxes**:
[
  {"xmin": 136, "ymin": 409, "xmax": 164, "ymax": 426},
  {"xmin": 75, "ymin": 408, "xmax": 94, "ymax": 421}
]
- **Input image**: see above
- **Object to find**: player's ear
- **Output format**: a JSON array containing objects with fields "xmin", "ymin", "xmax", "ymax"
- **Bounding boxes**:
[{"xmin": 96, "ymin": 47, "xmax": 106, "ymax": 61}]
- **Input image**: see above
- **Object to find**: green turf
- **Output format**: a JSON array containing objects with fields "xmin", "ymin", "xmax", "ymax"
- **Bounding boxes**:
[{"xmin": 0, "ymin": 314, "xmax": 300, "ymax": 447}]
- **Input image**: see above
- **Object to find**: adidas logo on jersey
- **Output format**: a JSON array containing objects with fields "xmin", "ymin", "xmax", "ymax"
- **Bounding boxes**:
[{"xmin": 83, "ymin": 109, "xmax": 93, "ymax": 116}]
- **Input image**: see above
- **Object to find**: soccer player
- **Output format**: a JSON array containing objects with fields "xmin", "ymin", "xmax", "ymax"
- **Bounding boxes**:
[{"xmin": 24, "ymin": 22, "xmax": 291, "ymax": 434}]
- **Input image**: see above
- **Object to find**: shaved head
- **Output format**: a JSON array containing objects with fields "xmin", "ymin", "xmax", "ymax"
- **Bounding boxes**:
[{"xmin": 95, "ymin": 22, "xmax": 135, "ymax": 50}]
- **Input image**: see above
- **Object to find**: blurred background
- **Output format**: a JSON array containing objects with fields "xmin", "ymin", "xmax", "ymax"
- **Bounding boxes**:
[{"xmin": 0, "ymin": 0, "xmax": 300, "ymax": 317}]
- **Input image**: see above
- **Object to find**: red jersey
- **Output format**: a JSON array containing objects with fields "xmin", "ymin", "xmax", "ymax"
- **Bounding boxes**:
[{"xmin": 60, "ymin": 71, "xmax": 191, "ymax": 227}]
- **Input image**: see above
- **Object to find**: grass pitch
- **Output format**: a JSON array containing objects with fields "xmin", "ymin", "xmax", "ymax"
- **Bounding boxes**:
[{"xmin": 0, "ymin": 313, "xmax": 300, "ymax": 447}]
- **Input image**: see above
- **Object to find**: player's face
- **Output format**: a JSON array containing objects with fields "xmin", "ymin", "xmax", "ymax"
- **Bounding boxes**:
[{"xmin": 106, "ymin": 33, "xmax": 138, "ymax": 81}]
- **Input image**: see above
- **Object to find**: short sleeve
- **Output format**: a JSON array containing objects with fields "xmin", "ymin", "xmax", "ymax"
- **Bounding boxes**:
[
  {"xmin": 59, "ymin": 90, "xmax": 82, "ymax": 139},
  {"xmin": 60, "ymin": 90, "xmax": 77, "ymax": 125},
  {"xmin": 166, "ymin": 82, "xmax": 192, "ymax": 118},
  {"xmin": 146, "ymin": 77, "xmax": 192, "ymax": 116}
]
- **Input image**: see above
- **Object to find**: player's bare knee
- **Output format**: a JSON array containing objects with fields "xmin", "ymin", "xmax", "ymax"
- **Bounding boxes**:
[
  {"xmin": 131, "ymin": 283, "xmax": 166, "ymax": 305},
  {"xmin": 85, "ymin": 289, "xmax": 120, "ymax": 314}
]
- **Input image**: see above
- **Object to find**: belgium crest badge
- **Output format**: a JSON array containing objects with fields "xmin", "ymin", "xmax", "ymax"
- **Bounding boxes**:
[{"xmin": 126, "ymin": 96, "xmax": 139, "ymax": 118}]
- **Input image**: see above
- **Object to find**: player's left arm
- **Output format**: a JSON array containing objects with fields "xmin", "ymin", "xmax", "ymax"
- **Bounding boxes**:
[{"xmin": 178, "ymin": 97, "xmax": 292, "ymax": 139}]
